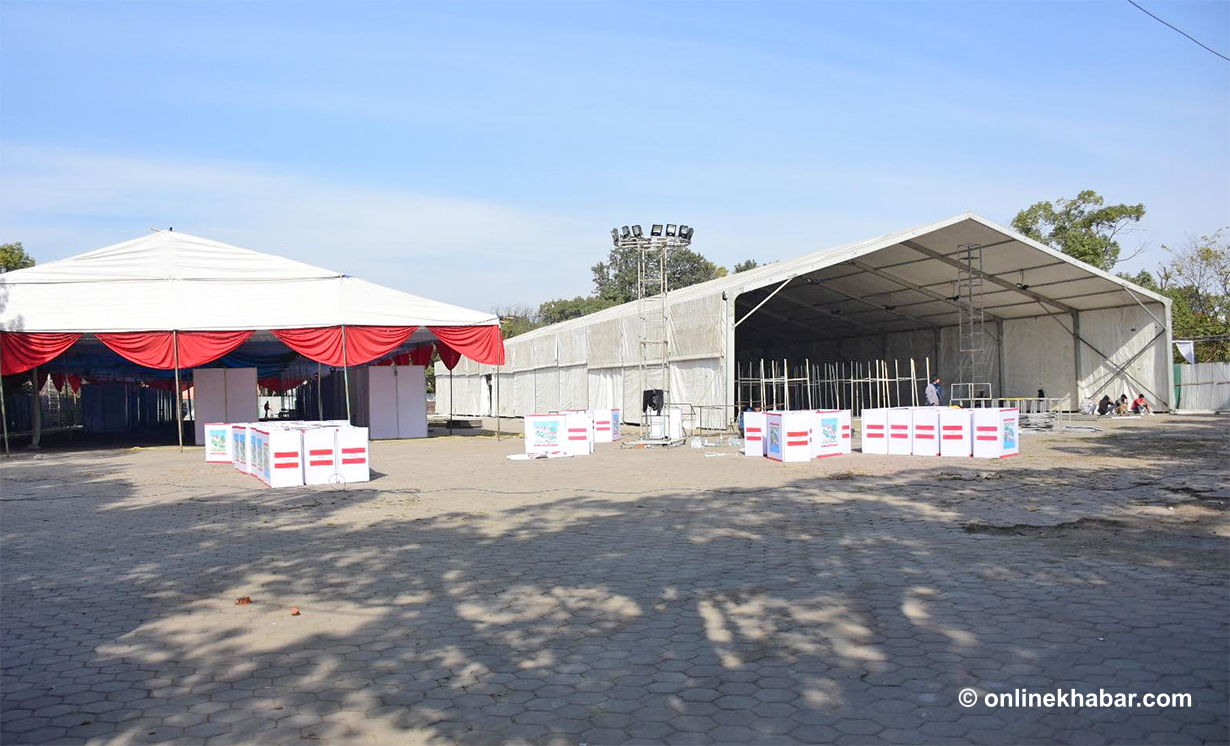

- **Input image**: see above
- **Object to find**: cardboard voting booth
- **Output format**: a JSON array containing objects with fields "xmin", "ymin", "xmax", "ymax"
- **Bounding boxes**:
[
  {"xmin": 337, "ymin": 426, "xmax": 371, "ymax": 482},
  {"xmin": 911, "ymin": 407, "xmax": 940, "ymax": 457},
  {"xmin": 765, "ymin": 411, "xmax": 811, "ymax": 463},
  {"xmin": 593, "ymin": 409, "xmax": 621, "ymax": 443},
  {"xmin": 250, "ymin": 426, "xmax": 305, "ymax": 488},
  {"xmin": 861, "ymin": 408, "xmax": 888, "ymax": 454},
  {"xmin": 972, "ymin": 408, "xmax": 1020, "ymax": 459},
  {"xmin": 839, "ymin": 411, "xmax": 852, "ymax": 454},
  {"xmin": 886, "ymin": 408, "xmax": 913, "ymax": 455},
  {"xmin": 302, "ymin": 425, "xmax": 342, "ymax": 485},
  {"xmin": 810, "ymin": 410, "xmax": 844, "ymax": 459},
  {"xmin": 231, "ymin": 424, "xmax": 252, "ymax": 474},
  {"xmin": 939, "ymin": 408, "xmax": 973, "ymax": 458},
  {"xmin": 564, "ymin": 411, "xmax": 595, "ymax": 456},
  {"xmin": 204, "ymin": 422, "xmax": 233, "ymax": 463},
  {"xmin": 525, "ymin": 414, "xmax": 568, "ymax": 456},
  {"xmin": 743, "ymin": 411, "xmax": 767, "ymax": 457}
]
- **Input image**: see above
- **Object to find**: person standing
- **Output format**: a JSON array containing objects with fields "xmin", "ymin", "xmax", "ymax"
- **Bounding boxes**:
[{"xmin": 925, "ymin": 375, "xmax": 943, "ymax": 406}]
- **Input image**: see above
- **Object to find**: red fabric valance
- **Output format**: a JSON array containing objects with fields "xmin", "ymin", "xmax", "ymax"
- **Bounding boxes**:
[
  {"xmin": 98, "ymin": 332, "xmax": 175, "ymax": 368},
  {"xmin": 409, "ymin": 344, "xmax": 434, "ymax": 366},
  {"xmin": 178, "ymin": 331, "xmax": 253, "ymax": 367},
  {"xmin": 429, "ymin": 325, "xmax": 504, "ymax": 365},
  {"xmin": 49, "ymin": 372, "xmax": 82, "ymax": 395},
  {"xmin": 273, "ymin": 327, "xmax": 344, "ymax": 366},
  {"xmin": 1, "ymin": 332, "xmax": 82, "ymax": 375},
  {"xmin": 273, "ymin": 326, "xmax": 417, "ymax": 366},
  {"xmin": 436, "ymin": 342, "xmax": 462, "ymax": 371},
  {"xmin": 98, "ymin": 330, "xmax": 254, "ymax": 370},
  {"xmin": 344, "ymin": 326, "xmax": 417, "ymax": 365}
]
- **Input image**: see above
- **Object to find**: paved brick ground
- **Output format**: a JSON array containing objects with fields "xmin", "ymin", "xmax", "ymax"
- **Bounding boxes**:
[{"xmin": 1, "ymin": 415, "xmax": 1227, "ymax": 744}]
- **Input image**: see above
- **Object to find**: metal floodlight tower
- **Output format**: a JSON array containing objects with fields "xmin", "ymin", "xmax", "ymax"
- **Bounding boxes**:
[{"xmin": 610, "ymin": 222, "xmax": 696, "ymax": 432}]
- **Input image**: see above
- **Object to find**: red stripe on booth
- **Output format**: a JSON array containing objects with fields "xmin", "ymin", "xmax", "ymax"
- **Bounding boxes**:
[
  {"xmin": 747, "ymin": 436, "xmax": 761, "ymax": 442},
  {"xmin": 342, "ymin": 457, "xmax": 366, "ymax": 464},
  {"xmin": 866, "ymin": 433, "xmax": 884, "ymax": 439},
  {"xmin": 309, "ymin": 459, "xmax": 333, "ymax": 466},
  {"xmin": 866, "ymin": 424, "xmax": 884, "ymax": 429},
  {"xmin": 943, "ymin": 425, "xmax": 963, "ymax": 431},
  {"xmin": 891, "ymin": 434, "xmax": 908, "ymax": 439},
  {"xmin": 274, "ymin": 463, "xmax": 299, "ymax": 469},
  {"xmin": 341, "ymin": 447, "xmax": 365, "ymax": 454},
  {"xmin": 309, "ymin": 449, "xmax": 333, "ymax": 456},
  {"xmin": 429, "ymin": 325, "xmax": 505, "ymax": 366},
  {"xmin": 976, "ymin": 426, "xmax": 997, "ymax": 431},
  {"xmin": 0, "ymin": 333, "xmax": 82, "ymax": 375},
  {"xmin": 787, "ymin": 431, "xmax": 808, "ymax": 437},
  {"xmin": 976, "ymin": 436, "xmax": 997, "ymax": 441},
  {"xmin": 274, "ymin": 451, "xmax": 298, "ymax": 458},
  {"xmin": 916, "ymin": 434, "xmax": 934, "ymax": 439},
  {"xmin": 942, "ymin": 435, "xmax": 964, "ymax": 440},
  {"xmin": 787, "ymin": 440, "xmax": 808, "ymax": 446},
  {"xmin": 916, "ymin": 425, "xmax": 934, "ymax": 431}
]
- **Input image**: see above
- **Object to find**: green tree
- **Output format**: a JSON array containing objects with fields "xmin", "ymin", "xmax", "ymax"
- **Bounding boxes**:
[
  {"xmin": 592, "ymin": 245, "xmax": 723, "ymax": 304},
  {"xmin": 538, "ymin": 295, "xmax": 617, "ymax": 325},
  {"xmin": 0, "ymin": 241, "xmax": 35, "ymax": 272},
  {"xmin": 1157, "ymin": 230, "xmax": 1230, "ymax": 362},
  {"xmin": 732, "ymin": 259, "xmax": 760, "ymax": 273},
  {"xmin": 492, "ymin": 304, "xmax": 542, "ymax": 339},
  {"xmin": 1012, "ymin": 190, "xmax": 1145, "ymax": 270}
]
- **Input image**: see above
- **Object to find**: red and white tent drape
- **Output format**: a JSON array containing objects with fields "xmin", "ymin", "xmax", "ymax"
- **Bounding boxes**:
[{"xmin": 0, "ymin": 325, "xmax": 503, "ymax": 376}]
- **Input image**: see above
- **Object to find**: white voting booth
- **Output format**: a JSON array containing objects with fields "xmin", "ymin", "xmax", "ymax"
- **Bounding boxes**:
[
  {"xmin": 939, "ymin": 409, "xmax": 973, "ymax": 457},
  {"xmin": 972, "ymin": 408, "xmax": 1020, "ymax": 459},
  {"xmin": 861, "ymin": 408, "xmax": 888, "ymax": 454},
  {"xmin": 911, "ymin": 407, "xmax": 940, "ymax": 457},
  {"xmin": 743, "ymin": 411, "xmax": 767, "ymax": 457},
  {"xmin": 524, "ymin": 414, "xmax": 568, "ymax": 456},
  {"xmin": 765, "ymin": 411, "xmax": 812, "ymax": 463},
  {"xmin": 214, "ymin": 420, "xmax": 370, "ymax": 487},
  {"xmin": 193, "ymin": 368, "xmax": 258, "ymax": 446},
  {"xmin": 593, "ymin": 409, "xmax": 621, "ymax": 443},
  {"xmin": 886, "ymin": 408, "xmax": 913, "ymax": 456},
  {"xmin": 810, "ymin": 410, "xmax": 845, "ymax": 459}
]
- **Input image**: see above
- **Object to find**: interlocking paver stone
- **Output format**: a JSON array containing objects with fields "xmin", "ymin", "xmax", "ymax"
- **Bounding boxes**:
[{"xmin": 1, "ymin": 417, "xmax": 1227, "ymax": 744}]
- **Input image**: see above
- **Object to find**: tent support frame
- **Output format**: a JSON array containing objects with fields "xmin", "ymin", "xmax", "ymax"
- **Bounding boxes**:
[
  {"xmin": 341, "ymin": 325, "xmax": 352, "ymax": 423},
  {"xmin": 0, "ymin": 334, "xmax": 8, "ymax": 457},
  {"xmin": 173, "ymin": 331, "xmax": 183, "ymax": 452}
]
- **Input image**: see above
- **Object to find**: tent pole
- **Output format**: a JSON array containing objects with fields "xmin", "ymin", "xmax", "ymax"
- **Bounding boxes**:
[
  {"xmin": 0, "ymin": 334, "xmax": 9, "ymax": 457},
  {"xmin": 495, "ymin": 365, "xmax": 501, "ymax": 442},
  {"xmin": 449, "ymin": 369, "xmax": 454, "ymax": 436},
  {"xmin": 173, "ymin": 331, "xmax": 183, "ymax": 452},
  {"xmin": 31, "ymin": 366, "xmax": 41, "ymax": 450},
  {"xmin": 341, "ymin": 325, "xmax": 352, "ymax": 424},
  {"xmin": 317, "ymin": 362, "xmax": 323, "ymax": 420}
]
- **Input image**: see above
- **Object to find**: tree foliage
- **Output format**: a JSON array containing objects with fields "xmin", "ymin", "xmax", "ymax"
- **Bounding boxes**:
[
  {"xmin": 1, "ymin": 241, "xmax": 35, "ymax": 272},
  {"xmin": 732, "ymin": 259, "xmax": 760, "ymax": 273},
  {"xmin": 1158, "ymin": 230, "xmax": 1230, "ymax": 362},
  {"xmin": 539, "ymin": 295, "xmax": 617, "ymax": 325},
  {"xmin": 1012, "ymin": 190, "xmax": 1145, "ymax": 271},
  {"xmin": 591, "ymin": 245, "xmax": 724, "ymax": 304}
]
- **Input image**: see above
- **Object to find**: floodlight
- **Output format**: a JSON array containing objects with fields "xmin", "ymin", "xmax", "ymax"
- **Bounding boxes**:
[
  {"xmin": 611, "ymin": 228, "xmax": 620, "ymax": 246},
  {"xmin": 632, "ymin": 224, "xmax": 643, "ymax": 238},
  {"xmin": 680, "ymin": 225, "xmax": 694, "ymax": 240},
  {"xmin": 651, "ymin": 224, "xmax": 663, "ymax": 237},
  {"xmin": 621, "ymin": 226, "xmax": 631, "ymax": 238},
  {"xmin": 666, "ymin": 224, "xmax": 677, "ymax": 237}
]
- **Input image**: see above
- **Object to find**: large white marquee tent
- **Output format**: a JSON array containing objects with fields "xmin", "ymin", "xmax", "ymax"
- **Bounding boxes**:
[{"xmin": 437, "ymin": 212, "xmax": 1173, "ymax": 424}]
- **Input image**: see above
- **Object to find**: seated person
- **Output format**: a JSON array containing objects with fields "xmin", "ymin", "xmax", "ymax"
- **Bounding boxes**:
[
  {"xmin": 1096, "ymin": 395, "xmax": 1113, "ymax": 416},
  {"xmin": 1131, "ymin": 394, "xmax": 1152, "ymax": 415},
  {"xmin": 1115, "ymin": 395, "xmax": 1131, "ymax": 415}
]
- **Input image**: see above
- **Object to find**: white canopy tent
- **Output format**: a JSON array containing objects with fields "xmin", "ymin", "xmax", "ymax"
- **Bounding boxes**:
[
  {"xmin": 0, "ymin": 230, "xmax": 505, "ymax": 453},
  {"xmin": 0, "ymin": 230, "xmax": 498, "ymax": 333}
]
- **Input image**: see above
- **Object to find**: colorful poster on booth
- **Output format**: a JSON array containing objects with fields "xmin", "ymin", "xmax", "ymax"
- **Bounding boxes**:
[
  {"xmin": 1003, "ymin": 418, "xmax": 1017, "ymax": 450},
  {"xmin": 767, "ymin": 418, "xmax": 783, "ymax": 459},
  {"xmin": 534, "ymin": 419, "xmax": 561, "ymax": 448},
  {"xmin": 820, "ymin": 417, "xmax": 839, "ymax": 449}
]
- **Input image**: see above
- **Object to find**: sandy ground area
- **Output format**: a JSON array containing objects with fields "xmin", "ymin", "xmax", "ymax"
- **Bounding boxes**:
[{"xmin": 1, "ymin": 414, "xmax": 1227, "ymax": 745}]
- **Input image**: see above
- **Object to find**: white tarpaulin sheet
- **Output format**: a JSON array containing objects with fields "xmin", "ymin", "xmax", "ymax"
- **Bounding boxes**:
[
  {"xmin": 1077, "ymin": 305, "xmax": 1169, "ymax": 407},
  {"xmin": 1176, "ymin": 362, "xmax": 1230, "ymax": 411},
  {"xmin": 588, "ymin": 368, "xmax": 622, "ymax": 411},
  {"xmin": 1003, "ymin": 317, "xmax": 1076, "ymax": 408},
  {"xmin": 558, "ymin": 365, "xmax": 587, "ymax": 410}
]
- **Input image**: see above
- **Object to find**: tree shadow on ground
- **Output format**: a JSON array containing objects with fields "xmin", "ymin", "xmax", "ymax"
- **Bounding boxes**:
[{"xmin": 0, "ymin": 418, "xmax": 1227, "ymax": 745}]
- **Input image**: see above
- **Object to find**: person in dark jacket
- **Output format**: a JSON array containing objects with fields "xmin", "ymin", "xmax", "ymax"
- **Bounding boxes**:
[
  {"xmin": 925, "ymin": 375, "xmax": 943, "ymax": 406},
  {"xmin": 1097, "ymin": 395, "xmax": 1113, "ymax": 416}
]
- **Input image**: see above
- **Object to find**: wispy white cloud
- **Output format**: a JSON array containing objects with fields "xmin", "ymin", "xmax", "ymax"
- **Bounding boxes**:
[{"xmin": 0, "ymin": 146, "xmax": 599, "ymax": 308}]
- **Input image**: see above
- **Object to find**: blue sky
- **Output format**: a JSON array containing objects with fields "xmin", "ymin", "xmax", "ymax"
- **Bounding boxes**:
[{"xmin": 2, "ymin": 1, "xmax": 1227, "ymax": 308}]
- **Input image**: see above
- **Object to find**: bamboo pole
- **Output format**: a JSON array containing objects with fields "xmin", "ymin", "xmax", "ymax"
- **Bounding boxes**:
[
  {"xmin": 894, "ymin": 359, "xmax": 901, "ymax": 408},
  {"xmin": 910, "ymin": 358, "xmax": 918, "ymax": 406},
  {"xmin": 173, "ymin": 331, "xmax": 183, "ymax": 452}
]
